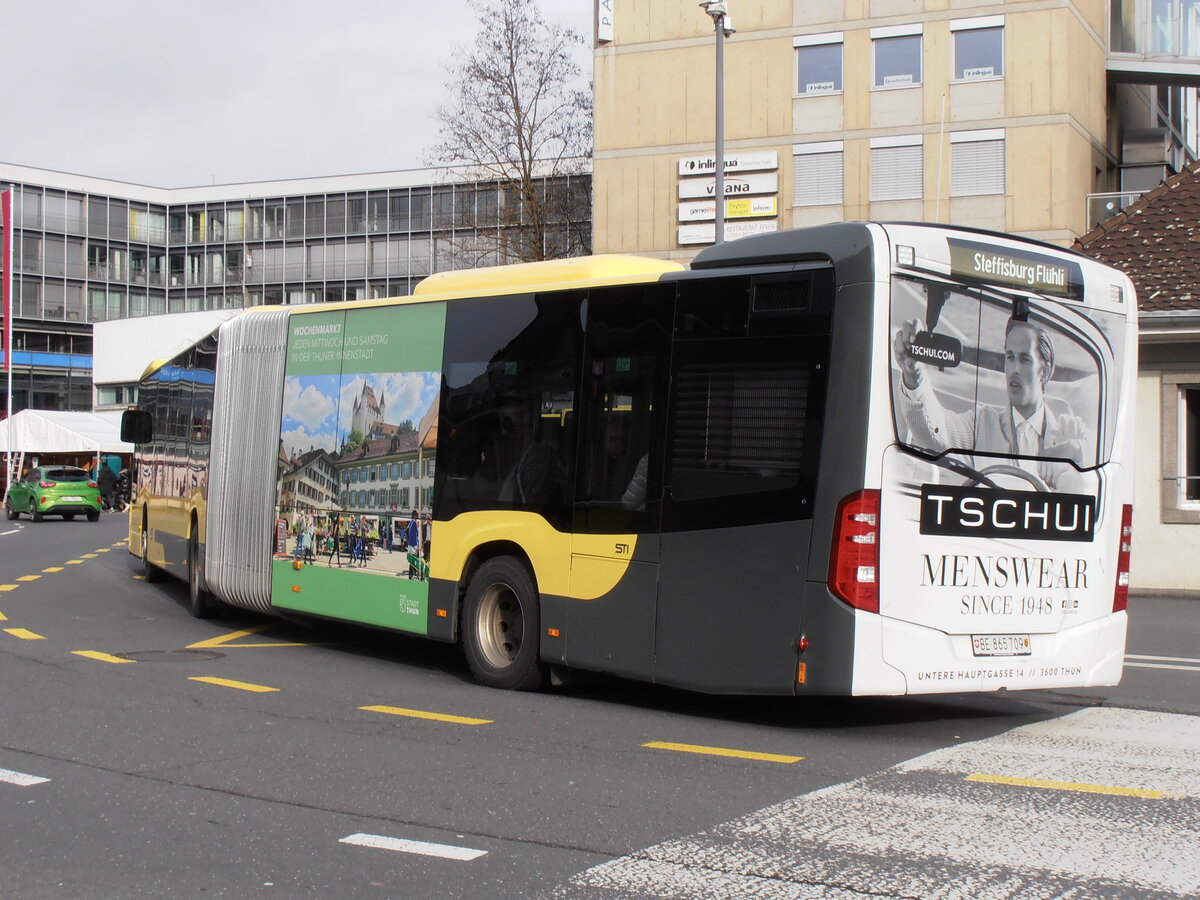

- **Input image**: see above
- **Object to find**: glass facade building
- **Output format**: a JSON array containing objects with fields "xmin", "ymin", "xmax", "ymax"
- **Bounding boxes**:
[{"xmin": 0, "ymin": 162, "xmax": 591, "ymax": 413}]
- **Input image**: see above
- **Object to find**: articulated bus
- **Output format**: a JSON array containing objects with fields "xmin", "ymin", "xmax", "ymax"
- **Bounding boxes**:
[{"xmin": 122, "ymin": 222, "xmax": 1137, "ymax": 695}]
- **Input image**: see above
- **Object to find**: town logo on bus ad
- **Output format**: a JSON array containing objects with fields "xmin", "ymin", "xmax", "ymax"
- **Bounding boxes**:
[{"xmin": 272, "ymin": 304, "xmax": 446, "ymax": 634}]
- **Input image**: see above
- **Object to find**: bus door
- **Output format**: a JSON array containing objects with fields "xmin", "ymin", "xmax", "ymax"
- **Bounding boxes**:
[
  {"xmin": 655, "ymin": 271, "xmax": 831, "ymax": 693},
  {"xmin": 566, "ymin": 285, "xmax": 673, "ymax": 682}
]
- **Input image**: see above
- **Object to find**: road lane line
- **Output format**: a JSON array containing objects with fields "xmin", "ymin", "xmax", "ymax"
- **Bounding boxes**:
[
  {"xmin": 1126, "ymin": 661, "xmax": 1200, "ymax": 672},
  {"xmin": 965, "ymin": 773, "xmax": 1167, "ymax": 798},
  {"xmin": 338, "ymin": 833, "xmax": 487, "ymax": 860},
  {"xmin": 1, "ymin": 585, "xmax": 19, "ymax": 592},
  {"xmin": 79, "ymin": 554, "xmax": 97, "ymax": 559},
  {"xmin": 1128, "ymin": 653, "xmax": 1200, "ymax": 664},
  {"xmin": 0, "ymin": 611, "xmax": 7, "ymax": 621},
  {"xmin": 94, "ymin": 549, "xmax": 110, "ymax": 553},
  {"xmin": 187, "ymin": 627, "xmax": 312, "ymax": 649},
  {"xmin": 65, "ymin": 560, "xmax": 84, "ymax": 565},
  {"xmin": 72, "ymin": 650, "xmax": 136, "ymax": 664},
  {"xmin": 188, "ymin": 676, "xmax": 279, "ymax": 693},
  {"xmin": 360, "ymin": 705, "xmax": 492, "ymax": 725},
  {"xmin": 4, "ymin": 628, "xmax": 46, "ymax": 640},
  {"xmin": 0, "ymin": 768, "xmax": 50, "ymax": 787},
  {"xmin": 42, "ymin": 567, "xmax": 64, "ymax": 573},
  {"xmin": 16, "ymin": 575, "xmax": 40, "ymax": 582},
  {"xmin": 643, "ymin": 741, "xmax": 803, "ymax": 764}
]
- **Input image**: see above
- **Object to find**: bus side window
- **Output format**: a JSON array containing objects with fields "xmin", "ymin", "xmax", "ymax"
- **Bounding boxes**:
[
  {"xmin": 438, "ymin": 292, "xmax": 583, "ymax": 528},
  {"xmin": 574, "ymin": 284, "xmax": 672, "ymax": 533}
]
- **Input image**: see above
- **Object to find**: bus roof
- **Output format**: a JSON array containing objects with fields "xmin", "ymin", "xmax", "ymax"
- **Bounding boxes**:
[{"xmin": 411, "ymin": 254, "xmax": 685, "ymax": 299}]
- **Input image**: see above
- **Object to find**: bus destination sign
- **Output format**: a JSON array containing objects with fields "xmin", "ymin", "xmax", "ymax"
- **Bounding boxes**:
[{"xmin": 947, "ymin": 238, "xmax": 1084, "ymax": 300}]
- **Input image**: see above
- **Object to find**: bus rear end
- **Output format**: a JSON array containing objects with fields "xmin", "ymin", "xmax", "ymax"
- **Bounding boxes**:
[{"xmin": 851, "ymin": 223, "xmax": 1136, "ymax": 695}]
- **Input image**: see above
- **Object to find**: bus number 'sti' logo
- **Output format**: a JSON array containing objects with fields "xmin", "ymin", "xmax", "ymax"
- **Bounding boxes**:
[{"xmin": 615, "ymin": 542, "xmax": 630, "ymax": 555}]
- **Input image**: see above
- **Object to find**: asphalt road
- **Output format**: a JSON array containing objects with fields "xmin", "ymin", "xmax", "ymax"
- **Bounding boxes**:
[{"xmin": 1, "ymin": 514, "xmax": 1197, "ymax": 899}]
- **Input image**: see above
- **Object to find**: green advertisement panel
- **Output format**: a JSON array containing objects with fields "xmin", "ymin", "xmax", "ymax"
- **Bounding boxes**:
[{"xmin": 272, "ymin": 302, "xmax": 445, "ymax": 633}]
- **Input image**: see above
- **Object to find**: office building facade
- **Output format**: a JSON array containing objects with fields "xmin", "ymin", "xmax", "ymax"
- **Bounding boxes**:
[{"xmin": 0, "ymin": 162, "xmax": 590, "ymax": 413}]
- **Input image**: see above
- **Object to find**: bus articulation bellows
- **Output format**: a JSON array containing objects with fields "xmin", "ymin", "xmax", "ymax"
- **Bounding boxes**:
[{"xmin": 122, "ymin": 222, "xmax": 1137, "ymax": 696}]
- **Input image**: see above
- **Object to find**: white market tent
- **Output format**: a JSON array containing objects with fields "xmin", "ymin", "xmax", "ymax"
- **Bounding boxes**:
[
  {"xmin": 1, "ymin": 409, "xmax": 132, "ymax": 493},
  {"xmin": 0, "ymin": 409, "xmax": 131, "ymax": 455}
]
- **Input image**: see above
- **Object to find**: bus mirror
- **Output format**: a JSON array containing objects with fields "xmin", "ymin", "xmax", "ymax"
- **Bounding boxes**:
[{"xmin": 121, "ymin": 409, "xmax": 153, "ymax": 444}]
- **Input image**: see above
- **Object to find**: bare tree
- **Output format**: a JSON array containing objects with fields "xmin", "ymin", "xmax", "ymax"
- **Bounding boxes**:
[{"xmin": 426, "ymin": 0, "xmax": 592, "ymax": 265}]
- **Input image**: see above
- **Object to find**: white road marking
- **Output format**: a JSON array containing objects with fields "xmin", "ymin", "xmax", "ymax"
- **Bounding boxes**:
[
  {"xmin": 552, "ymin": 708, "xmax": 1200, "ymax": 899},
  {"xmin": 338, "ymin": 833, "xmax": 487, "ymax": 861},
  {"xmin": 1127, "ymin": 653, "xmax": 1200, "ymax": 672},
  {"xmin": 0, "ymin": 767, "xmax": 50, "ymax": 787}
]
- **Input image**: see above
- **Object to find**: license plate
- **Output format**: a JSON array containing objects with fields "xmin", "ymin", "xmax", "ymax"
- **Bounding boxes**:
[
  {"xmin": 972, "ymin": 634, "xmax": 1031, "ymax": 657},
  {"xmin": 62, "ymin": 495, "xmax": 83, "ymax": 502}
]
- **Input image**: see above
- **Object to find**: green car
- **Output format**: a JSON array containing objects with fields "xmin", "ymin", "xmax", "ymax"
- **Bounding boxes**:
[{"xmin": 4, "ymin": 465, "xmax": 103, "ymax": 522}]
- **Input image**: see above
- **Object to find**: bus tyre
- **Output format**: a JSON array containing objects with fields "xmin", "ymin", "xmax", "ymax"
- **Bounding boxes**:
[
  {"xmin": 462, "ymin": 557, "xmax": 546, "ymax": 691},
  {"xmin": 140, "ymin": 515, "xmax": 163, "ymax": 582},
  {"xmin": 187, "ymin": 531, "xmax": 218, "ymax": 618}
]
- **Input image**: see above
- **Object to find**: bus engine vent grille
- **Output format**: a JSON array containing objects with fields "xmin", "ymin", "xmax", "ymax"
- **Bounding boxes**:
[
  {"xmin": 671, "ymin": 361, "xmax": 809, "ymax": 499},
  {"xmin": 752, "ymin": 279, "xmax": 809, "ymax": 313}
]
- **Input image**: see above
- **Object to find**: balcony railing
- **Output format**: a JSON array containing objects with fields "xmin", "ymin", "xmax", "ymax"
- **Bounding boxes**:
[{"xmin": 1086, "ymin": 190, "xmax": 1145, "ymax": 230}]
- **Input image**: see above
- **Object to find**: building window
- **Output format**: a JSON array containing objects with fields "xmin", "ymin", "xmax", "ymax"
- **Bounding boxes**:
[
  {"xmin": 1179, "ymin": 385, "xmax": 1200, "ymax": 507},
  {"xmin": 794, "ymin": 33, "xmax": 842, "ymax": 95},
  {"xmin": 870, "ymin": 136, "xmax": 923, "ymax": 201},
  {"xmin": 793, "ymin": 142, "xmax": 844, "ymax": 207},
  {"xmin": 951, "ymin": 130, "xmax": 1005, "ymax": 196},
  {"xmin": 872, "ymin": 25, "xmax": 922, "ymax": 88},
  {"xmin": 952, "ymin": 17, "xmax": 1004, "ymax": 81}
]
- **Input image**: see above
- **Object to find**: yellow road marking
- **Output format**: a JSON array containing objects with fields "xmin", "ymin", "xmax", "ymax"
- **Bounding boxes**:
[
  {"xmin": 4, "ymin": 628, "xmax": 46, "ymax": 640},
  {"xmin": 0, "ymin": 585, "xmax": 18, "ymax": 592},
  {"xmin": 72, "ymin": 650, "xmax": 136, "ymax": 664},
  {"xmin": 0, "ymin": 611, "xmax": 7, "ymax": 621},
  {"xmin": 65, "ymin": 560, "xmax": 84, "ymax": 565},
  {"xmin": 187, "ymin": 627, "xmax": 311, "ymax": 649},
  {"xmin": 17, "ymin": 575, "xmax": 40, "ymax": 582},
  {"xmin": 360, "ymin": 705, "xmax": 492, "ymax": 726},
  {"xmin": 112, "ymin": 540, "xmax": 127, "ymax": 546},
  {"xmin": 643, "ymin": 741, "xmax": 804, "ymax": 764},
  {"xmin": 966, "ymin": 773, "xmax": 1166, "ymax": 799},
  {"xmin": 94, "ymin": 549, "xmax": 110, "ymax": 553},
  {"xmin": 132, "ymin": 575, "xmax": 145, "ymax": 580},
  {"xmin": 42, "ymin": 567, "xmax": 64, "ymax": 573},
  {"xmin": 80, "ymin": 554, "xmax": 97, "ymax": 559},
  {"xmin": 188, "ymin": 676, "xmax": 279, "ymax": 693}
]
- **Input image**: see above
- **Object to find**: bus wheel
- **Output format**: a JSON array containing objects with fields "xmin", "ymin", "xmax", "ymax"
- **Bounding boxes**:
[
  {"xmin": 140, "ymin": 514, "xmax": 163, "ymax": 582},
  {"xmin": 462, "ymin": 557, "xmax": 545, "ymax": 691},
  {"xmin": 187, "ymin": 531, "xmax": 218, "ymax": 618}
]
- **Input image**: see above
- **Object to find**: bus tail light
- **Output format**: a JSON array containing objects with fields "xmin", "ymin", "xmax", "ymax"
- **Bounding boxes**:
[
  {"xmin": 829, "ymin": 489, "xmax": 880, "ymax": 614},
  {"xmin": 1113, "ymin": 504, "xmax": 1133, "ymax": 613}
]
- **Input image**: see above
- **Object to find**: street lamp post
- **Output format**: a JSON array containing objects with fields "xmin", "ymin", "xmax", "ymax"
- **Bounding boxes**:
[{"xmin": 700, "ymin": 1, "xmax": 735, "ymax": 244}]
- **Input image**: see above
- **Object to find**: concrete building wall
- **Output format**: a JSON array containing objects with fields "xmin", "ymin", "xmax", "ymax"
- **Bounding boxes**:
[{"xmin": 593, "ymin": 0, "xmax": 1113, "ymax": 258}]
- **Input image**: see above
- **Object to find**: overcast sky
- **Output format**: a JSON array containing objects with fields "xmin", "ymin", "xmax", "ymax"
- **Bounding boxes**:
[{"xmin": 1, "ymin": 0, "xmax": 593, "ymax": 188}]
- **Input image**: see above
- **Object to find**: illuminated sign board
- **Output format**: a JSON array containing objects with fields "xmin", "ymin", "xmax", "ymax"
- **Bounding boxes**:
[{"xmin": 947, "ymin": 238, "xmax": 1084, "ymax": 300}]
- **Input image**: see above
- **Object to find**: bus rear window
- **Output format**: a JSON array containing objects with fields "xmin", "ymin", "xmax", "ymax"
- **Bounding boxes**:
[{"xmin": 890, "ymin": 275, "xmax": 1125, "ymax": 474}]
